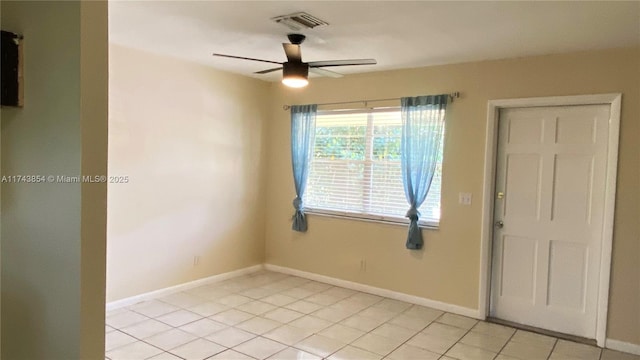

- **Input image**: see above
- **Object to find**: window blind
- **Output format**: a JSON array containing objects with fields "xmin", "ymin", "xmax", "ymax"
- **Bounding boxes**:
[{"xmin": 303, "ymin": 108, "xmax": 442, "ymax": 223}]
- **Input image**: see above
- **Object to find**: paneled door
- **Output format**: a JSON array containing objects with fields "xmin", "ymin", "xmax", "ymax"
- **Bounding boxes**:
[{"xmin": 490, "ymin": 104, "xmax": 610, "ymax": 338}]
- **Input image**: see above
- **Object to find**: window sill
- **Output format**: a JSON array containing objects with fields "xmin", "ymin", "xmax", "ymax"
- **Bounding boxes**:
[{"xmin": 304, "ymin": 208, "xmax": 439, "ymax": 230}]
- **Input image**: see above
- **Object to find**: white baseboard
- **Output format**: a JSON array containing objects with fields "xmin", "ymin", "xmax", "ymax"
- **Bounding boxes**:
[
  {"xmin": 606, "ymin": 339, "xmax": 640, "ymax": 355},
  {"xmin": 106, "ymin": 264, "xmax": 264, "ymax": 311},
  {"xmin": 264, "ymin": 263, "xmax": 480, "ymax": 319}
]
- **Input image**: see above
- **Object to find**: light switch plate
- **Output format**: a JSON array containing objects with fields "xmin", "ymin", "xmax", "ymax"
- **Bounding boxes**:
[{"xmin": 459, "ymin": 192, "xmax": 472, "ymax": 205}]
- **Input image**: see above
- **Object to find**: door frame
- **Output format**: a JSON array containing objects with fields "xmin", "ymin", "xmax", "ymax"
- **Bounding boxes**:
[{"xmin": 478, "ymin": 94, "xmax": 622, "ymax": 347}]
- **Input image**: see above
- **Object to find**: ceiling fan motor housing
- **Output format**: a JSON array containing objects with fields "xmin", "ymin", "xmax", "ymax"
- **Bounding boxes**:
[{"xmin": 283, "ymin": 61, "xmax": 309, "ymax": 78}]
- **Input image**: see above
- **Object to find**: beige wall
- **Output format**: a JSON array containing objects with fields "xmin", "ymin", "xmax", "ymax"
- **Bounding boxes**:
[
  {"xmin": 107, "ymin": 45, "xmax": 269, "ymax": 301},
  {"xmin": 264, "ymin": 47, "xmax": 640, "ymax": 344},
  {"xmin": 1, "ymin": 1, "xmax": 108, "ymax": 359},
  {"xmin": 80, "ymin": 1, "xmax": 109, "ymax": 358}
]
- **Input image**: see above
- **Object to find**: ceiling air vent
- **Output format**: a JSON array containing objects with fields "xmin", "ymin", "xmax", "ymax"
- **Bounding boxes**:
[{"xmin": 272, "ymin": 12, "xmax": 328, "ymax": 31}]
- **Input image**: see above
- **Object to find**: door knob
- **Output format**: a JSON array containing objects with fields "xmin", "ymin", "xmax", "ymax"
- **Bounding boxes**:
[{"xmin": 495, "ymin": 220, "xmax": 504, "ymax": 228}]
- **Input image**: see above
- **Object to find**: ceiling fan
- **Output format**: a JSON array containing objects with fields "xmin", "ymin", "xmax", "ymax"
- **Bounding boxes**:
[{"xmin": 212, "ymin": 34, "xmax": 376, "ymax": 88}]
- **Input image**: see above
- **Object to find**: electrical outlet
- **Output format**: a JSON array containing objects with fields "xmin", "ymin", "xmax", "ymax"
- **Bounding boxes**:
[
  {"xmin": 193, "ymin": 256, "xmax": 200, "ymax": 267},
  {"xmin": 459, "ymin": 192, "xmax": 472, "ymax": 205}
]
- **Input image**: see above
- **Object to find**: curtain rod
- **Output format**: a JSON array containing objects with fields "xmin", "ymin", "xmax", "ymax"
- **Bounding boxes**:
[{"xmin": 282, "ymin": 92, "xmax": 460, "ymax": 110}]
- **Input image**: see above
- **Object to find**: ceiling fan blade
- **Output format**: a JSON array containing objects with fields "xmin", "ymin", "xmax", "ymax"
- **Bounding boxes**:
[
  {"xmin": 212, "ymin": 53, "xmax": 282, "ymax": 65},
  {"xmin": 254, "ymin": 67, "xmax": 283, "ymax": 74},
  {"xmin": 308, "ymin": 59, "xmax": 377, "ymax": 67},
  {"xmin": 283, "ymin": 43, "xmax": 302, "ymax": 62},
  {"xmin": 309, "ymin": 67, "xmax": 343, "ymax": 78}
]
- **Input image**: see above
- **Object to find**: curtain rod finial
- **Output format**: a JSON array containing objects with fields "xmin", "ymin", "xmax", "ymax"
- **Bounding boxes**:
[{"xmin": 283, "ymin": 105, "xmax": 291, "ymax": 110}]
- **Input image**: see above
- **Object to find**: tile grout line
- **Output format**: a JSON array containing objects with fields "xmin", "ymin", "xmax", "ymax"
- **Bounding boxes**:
[
  {"xmin": 284, "ymin": 287, "xmax": 387, "ymax": 359},
  {"xmin": 106, "ymin": 328, "xmax": 183, "ymax": 359},
  {"xmin": 115, "ymin": 274, "xmax": 447, "ymax": 359},
  {"xmin": 117, "ymin": 276, "xmax": 421, "ymax": 359},
  {"xmin": 335, "ymin": 292, "xmax": 442, "ymax": 359},
  {"xmin": 436, "ymin": 313, "xmax": 477, "ymax": 360},
  {"xmin": 108, "ymin": 273, "xmax": 279, "ymax": 358},
  {"xmin": 107, "ymin": 271, "xmax": 611, "ymax": 360},
  {"xmin": 494, "ymin": 327, "xmax": 518, "ymax": 360},
  {"xmin": 268, "ymin": 277, "xmax": 517, "ymax": 360},
  {"xmin": 545, "ymin": 338, "xmax": 559, "ymax": 360},
  {"xmin": 158, "ymin": 273, "xmax": 331, "ymax": 359}
]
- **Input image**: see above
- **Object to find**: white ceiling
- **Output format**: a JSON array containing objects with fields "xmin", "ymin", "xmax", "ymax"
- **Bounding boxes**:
[{"xmin": 109, "ymin": 1, "xmax": 640, "ymax": 82}]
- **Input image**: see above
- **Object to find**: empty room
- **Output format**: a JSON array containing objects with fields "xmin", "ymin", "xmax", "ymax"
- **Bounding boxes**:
[{"xmin": 0, "ymin": 1, "xmax": 639, "ymax": 360}]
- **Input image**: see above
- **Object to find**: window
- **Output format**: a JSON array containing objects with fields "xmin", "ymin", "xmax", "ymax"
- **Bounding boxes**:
[{"xmin": 303, "ymin": 108, "xmax": 443, "ymax": 225}]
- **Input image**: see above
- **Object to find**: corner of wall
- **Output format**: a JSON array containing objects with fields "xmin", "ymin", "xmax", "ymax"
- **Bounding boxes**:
[{"xmin": 260, "ymin": 81, "xmax": 282, "ymax": 264}]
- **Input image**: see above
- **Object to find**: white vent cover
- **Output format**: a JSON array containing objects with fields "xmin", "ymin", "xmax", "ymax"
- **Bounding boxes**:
[{"xmin": 272, "ymin": 12, "xmax": 329, "ymax": 31}]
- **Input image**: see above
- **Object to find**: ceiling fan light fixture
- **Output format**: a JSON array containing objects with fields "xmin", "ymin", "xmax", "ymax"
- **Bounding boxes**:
[
  {"xmin": 282, "ymin": 77, "xmax": 309, "ymax": 88},
  {"xmin": 282, "ymin": 62, "xmax": 309, "ymax": 88}
]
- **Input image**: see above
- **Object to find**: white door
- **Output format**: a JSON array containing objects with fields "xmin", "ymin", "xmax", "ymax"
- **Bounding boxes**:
[{"xmin": 490, "ymin": 104, "xmax": 610, "ymax": 338}]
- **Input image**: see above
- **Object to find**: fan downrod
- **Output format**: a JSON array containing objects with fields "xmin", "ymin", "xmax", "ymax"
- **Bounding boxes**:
[{"xmin": 287, "ymin": 33, "xmax": 306, "ymax": 45}]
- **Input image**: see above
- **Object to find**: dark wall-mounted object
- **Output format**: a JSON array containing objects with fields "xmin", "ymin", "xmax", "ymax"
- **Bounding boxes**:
[{"xmin": 1, "ymin": 30, "xmax": 23, "ymax": 107}]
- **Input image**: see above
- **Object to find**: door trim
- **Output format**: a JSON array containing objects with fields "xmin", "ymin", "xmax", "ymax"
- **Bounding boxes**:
[{"xmin": 478, "ymin": 94, "xmax": 622, "ymax": 347}]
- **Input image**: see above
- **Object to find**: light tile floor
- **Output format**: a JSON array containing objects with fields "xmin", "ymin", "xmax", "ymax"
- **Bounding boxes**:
[{"xmin": 106, "ymin": 270, "xmax": 639, "ymax": 360}]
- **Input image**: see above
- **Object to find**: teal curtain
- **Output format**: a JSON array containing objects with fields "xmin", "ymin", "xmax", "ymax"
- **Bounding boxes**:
[
  {"xmin": 401, "ymin": 95, "xmax": 447, "ymax": 249},
  {"xmin": 290, "ymin": 104, "xmax": 317, "ymax": 232}
]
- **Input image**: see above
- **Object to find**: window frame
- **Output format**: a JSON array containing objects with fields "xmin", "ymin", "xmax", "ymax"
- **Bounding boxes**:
[{"xmin": 303, "ymin": 106, "xmax": 443, "ymax": 229}]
